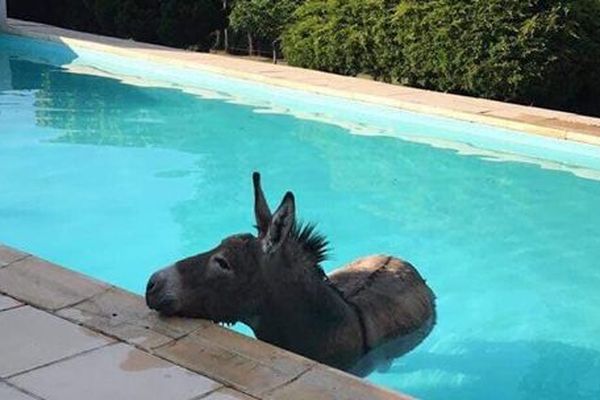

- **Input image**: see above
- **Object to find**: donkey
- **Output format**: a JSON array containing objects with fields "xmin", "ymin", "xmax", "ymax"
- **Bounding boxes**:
[{"xmin": 146, "ymin": 172, "xmax": 436, "ymax": 375}]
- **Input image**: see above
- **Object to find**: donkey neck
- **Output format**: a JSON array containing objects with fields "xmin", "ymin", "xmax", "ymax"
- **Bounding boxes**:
[{"xmin": 251, "ymin": 252, "xmax": 364, "ymax": 368}]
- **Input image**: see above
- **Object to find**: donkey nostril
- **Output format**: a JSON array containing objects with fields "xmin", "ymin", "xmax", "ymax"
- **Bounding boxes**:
[
  {"xmin": 146, "ymin": 273, "xmax": 162, "ymax": 294},
  {"xmin": 146, "ymin": 273, "xmax": 165, "ymax": 310},
  {"xmin": 147, "ymin": 279, "xmax": 156, "ymax": 292}
]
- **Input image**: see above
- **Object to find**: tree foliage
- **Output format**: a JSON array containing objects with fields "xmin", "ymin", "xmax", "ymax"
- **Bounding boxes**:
[{"xmin": 229, "ymin": 0, "xmax": 301, "ymax": 45}]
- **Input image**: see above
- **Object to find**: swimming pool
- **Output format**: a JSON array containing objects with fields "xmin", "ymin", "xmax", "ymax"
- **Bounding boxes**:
[{"xmin": 1, "ymin": 33, "xmax": 600, "ymax": 400}]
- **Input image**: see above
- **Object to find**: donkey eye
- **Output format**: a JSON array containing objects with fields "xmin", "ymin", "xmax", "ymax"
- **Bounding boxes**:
[{"xmin": 213, "ymin": 256, "xmax": 231, "ymax": 271}]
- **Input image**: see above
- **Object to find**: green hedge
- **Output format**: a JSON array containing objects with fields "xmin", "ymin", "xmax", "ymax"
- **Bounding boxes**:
[
  {"xmin": 392, "ymin": 0, "xmax": 600, "ymax": 113},
  {"xmin": 283, "ymin": 0, "xmax": 600, "ymax": 115},
  {"xmin": 282, "ymin": 0, "xmax": 397, "ymax": 78}
]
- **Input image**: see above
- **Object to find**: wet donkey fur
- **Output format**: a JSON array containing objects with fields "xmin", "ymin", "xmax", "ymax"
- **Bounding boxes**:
[{"xmin": 146, "ymin": 173, "xmax": 436, "ymax": 375}]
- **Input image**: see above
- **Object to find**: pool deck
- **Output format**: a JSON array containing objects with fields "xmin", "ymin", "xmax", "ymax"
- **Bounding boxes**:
[
  {"xmin": 0, "ymin": 244, "xmax": 406, "ymax": 400},
  {"xmin": 4, "ymin": 18, "xmax": 600, "ymax": 147}
]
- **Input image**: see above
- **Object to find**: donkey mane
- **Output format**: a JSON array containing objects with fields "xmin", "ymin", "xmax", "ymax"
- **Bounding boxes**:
[
  {"xmin": 291, "ymin": 221, "xmax": 330, "ymax": 265},
  {"xmin": 290, "ymin": 221, "xmax": 351, "ymax": 303}
]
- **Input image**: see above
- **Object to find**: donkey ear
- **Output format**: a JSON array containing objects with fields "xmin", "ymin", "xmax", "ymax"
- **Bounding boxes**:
[
  {"xmin": 253, "ymin": 172, "xmax": 272, "ymax": 237},
  {"xmin": 262, "ymin": 192, "xmax": 295, "ymax": 254}
]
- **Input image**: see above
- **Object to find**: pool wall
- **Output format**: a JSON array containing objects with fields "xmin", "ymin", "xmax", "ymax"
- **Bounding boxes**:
[{"xmin": 0, "ymin": 1, "xmax": 6, "ymax": 28}]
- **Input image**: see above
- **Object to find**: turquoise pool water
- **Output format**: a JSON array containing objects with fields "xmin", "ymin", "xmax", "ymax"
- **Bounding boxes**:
[{"xmin": 1, "ymin": 34, "xmax": 600, "ymax": 399}]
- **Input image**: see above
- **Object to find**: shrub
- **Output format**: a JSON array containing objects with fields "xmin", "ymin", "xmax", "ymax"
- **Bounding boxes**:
[
  {"xmin": 282, "ymin": 0, "xmax": 398, "ymax": 79},
  {"xmin": 282, "ymin": 0, "xmax": 600, "ymax": 115},
  {"xmin": 391, "ymin": 0, "xmax": 600, "ymax": 113},
  {"xmin": 229, "ymin": 0, "xmax": 301, "ymax": 56}
]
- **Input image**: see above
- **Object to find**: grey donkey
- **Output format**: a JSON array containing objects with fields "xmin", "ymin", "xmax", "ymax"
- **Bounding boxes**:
[{"xmin": 146, "ymin": 172, "xmax": 436, "ymax": 375}]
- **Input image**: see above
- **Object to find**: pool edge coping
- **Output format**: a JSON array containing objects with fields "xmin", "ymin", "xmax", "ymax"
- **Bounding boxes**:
[
  {"xmin": 0, "ymin": 243, "xmax": 409, "ymax": 400},
  {"xmin": 3, "ymin": 18, "xmax": 600, "ymax": 148}
]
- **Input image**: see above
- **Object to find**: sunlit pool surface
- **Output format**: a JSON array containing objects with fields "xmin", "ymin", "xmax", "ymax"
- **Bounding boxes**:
[{"xmin": 1, "ymin": 34, "xmax": 600, "ymax": 400}]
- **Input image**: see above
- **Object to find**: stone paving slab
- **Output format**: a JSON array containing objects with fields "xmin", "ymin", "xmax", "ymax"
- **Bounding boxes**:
[
  {"xmin": 0, "ymin": 256, "xmax": 109, "ymax": 311},
  {"xmin": 56, "ymin": 291, "xmax": 173, "ymax": 351},
  {"xmin": 265, "ymin": 365, "xmax": 407, "ymax": 400},
  {"xmin": 154, "ymin": 331, "xmax": 308, "ymax": 398},
  {"xmin": 0, "ymin": 306, "xmax": 112, "ymax": 378},
  {"xmin": 0, "ymin": 294, "xmax": 22, "ymax": 311},
  {"xmin": 5, "ymin": 18, "xmax": 600, "ymax": 146},
  {"xmin": 10, "ymin": 343, "xmax": 221, "ymax": 400},
  {"xmin": 0, "ymin": 245, "xmax": 29, "ymax": 268},
  {"xmin": 204, "ymin": 387, "xmax": 257, "ymax": 400},
  {"xmin": 0, "ymin": 382, "xmax": 38, "ymax": 400},
  {"xmin": 193, "ymin": 325, "xmax": 315, "ymax": 378},
  {"xmin": 57, "ymin": 286, "xmax": 210, "ymax": 351}
]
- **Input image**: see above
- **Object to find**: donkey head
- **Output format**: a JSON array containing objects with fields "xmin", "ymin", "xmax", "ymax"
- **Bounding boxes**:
[{"xmin": 145, "ymin": 172, "xmax": 298, "ymax": 324}]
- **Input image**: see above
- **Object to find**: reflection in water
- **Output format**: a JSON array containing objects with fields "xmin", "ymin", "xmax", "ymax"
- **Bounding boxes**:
[
  {"xmin": 0, "ymin": 54, "xmax": 11, "ymax": 91},
  {"xmin": 378, "ymin": 340, "xmax": 600, "ymax": 400},
  {"xmin": 2, "ymin": 53, "xmax": 600, "ymax": 400}
]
